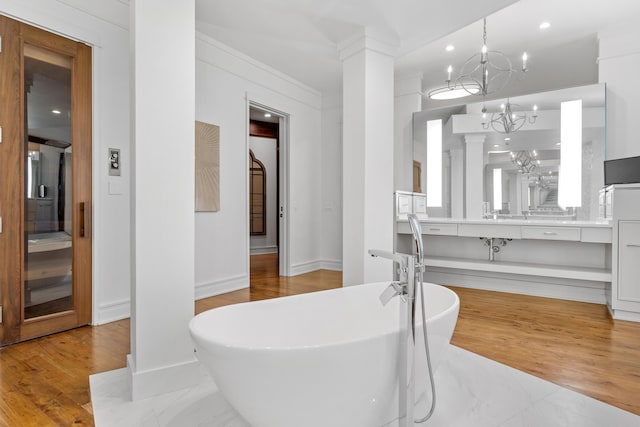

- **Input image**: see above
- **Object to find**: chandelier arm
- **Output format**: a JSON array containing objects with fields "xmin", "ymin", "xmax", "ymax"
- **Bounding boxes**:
[
  {"xmin": 486, "ymin": 51, "xmax": 513, "ymax": 68},
  {"xmin": 432, "ymin": 17, "xmax": 527, "ymax": 100},
  {"xmin": 511, "ymin": 118, "xmax": 526, "ymax": 132},
  {"xmin": 459, "ymin": 56, "xmax": 484, "ymax": 74}
]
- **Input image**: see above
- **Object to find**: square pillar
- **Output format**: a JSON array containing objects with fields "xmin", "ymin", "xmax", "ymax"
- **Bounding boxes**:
[
  {"xmin": 464, "ymin": 134, "xmax": 486, "ymax": 219},
  {"xmin": 128, "ymin": 0, "xmax": 200, "ymax": 400},
  {"xmin": 449, "ymin": 145, "xmax": 464, "ymax": 218},
  {"xmin": 339, "ymin": 29, "xmax": 397, "ymax": 285}
]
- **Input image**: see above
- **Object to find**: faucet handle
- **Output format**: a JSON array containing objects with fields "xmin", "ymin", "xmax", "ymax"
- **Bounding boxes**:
[{"xmin": 379, "ymin": 282, "xmax": 406, "ymax": 306}]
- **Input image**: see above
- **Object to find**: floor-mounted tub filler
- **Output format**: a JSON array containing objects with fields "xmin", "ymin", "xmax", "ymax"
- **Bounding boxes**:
[{"xmin": 189, "ymin": 215, "xmax": 459, "ymax": 427}]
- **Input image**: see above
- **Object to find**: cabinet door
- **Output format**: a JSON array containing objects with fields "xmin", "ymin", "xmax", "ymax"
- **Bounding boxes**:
[{"xmin": 618, "ymin": 221, "xmax": 640, "ymax": 303}]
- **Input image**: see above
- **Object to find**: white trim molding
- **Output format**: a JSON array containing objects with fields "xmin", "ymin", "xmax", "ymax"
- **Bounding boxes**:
[
  {"xmin": 290, "ymin": 259, "xmax": 343, "ymax": 276},
  {"xmin": 127, "ymin": 354, "xmax": 201, "ymax": 401},
  {"xmin": 95, "ymin": 298, "xmax": 131, "ymax": 325},
  {"xmin": 250, "ymin": 246, "xmax": 278, "ymax": 255},
  {"xmin": 195, "ymin": 31, "xmax": 321, "ymax": 110},
  {"xmin": 195, "ymin": 274, "xmax": 249, "ymax": 300}
]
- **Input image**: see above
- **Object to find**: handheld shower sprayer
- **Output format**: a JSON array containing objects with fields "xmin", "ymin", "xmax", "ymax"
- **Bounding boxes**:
[
  {"xmin": 407, "ymin": 214, "xmax": 424, "ymax": 266},
  {"xmin": 407, "ymin": 214, "xmax": 436, "ymax": 423}
]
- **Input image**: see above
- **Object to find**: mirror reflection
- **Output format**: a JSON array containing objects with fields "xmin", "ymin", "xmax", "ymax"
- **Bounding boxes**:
[{"xmin": 412, "ymin": 83, "xmax": 606, "ymax": 221}]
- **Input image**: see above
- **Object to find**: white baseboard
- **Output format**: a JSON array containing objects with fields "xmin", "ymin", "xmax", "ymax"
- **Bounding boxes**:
[
  {"xmin": 608, "ymin": 305, "xmax": 640, "ymax": 322},
  {"xmin": 425, "ymin": 268, "xmax": 607, "ymax": 304},
  {"xmin": 95, "ymin": 298, "xmax": 131, "ymax": 325},
  {"xmin": 319, "ymin": 259, "xmax": 342, "ymax": 271},
  {"xmin": 290, "ymin": 260, "xmax": 323, "ymax": 276},
  {"xmin": 127, "ymin": 354, "xmax": 202, "ymax": 401},
  {"xmin": 290, "ymin": 259, "xmax": 343, "ymax": 276},
  {"xmin": 195, "ymin": 274, "xmax": 249, "ymax": 300},
  {"xmin": 94, "ymin": 275, "xmax": 249, "ymax": 324},
  {"xmin": 250, "ymin": 246, "xmax": 278, "ymax": 255}
]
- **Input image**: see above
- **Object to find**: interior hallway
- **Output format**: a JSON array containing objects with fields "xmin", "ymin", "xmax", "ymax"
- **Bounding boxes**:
[{"xmin": 0, "ymin": 254, "xmax": 638, "ymax": 425}]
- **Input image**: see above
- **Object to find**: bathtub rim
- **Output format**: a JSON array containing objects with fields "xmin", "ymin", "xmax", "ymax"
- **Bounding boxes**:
[{"xmin": 189, "ymin": 282, "xmax": 460, "ymax": 352}]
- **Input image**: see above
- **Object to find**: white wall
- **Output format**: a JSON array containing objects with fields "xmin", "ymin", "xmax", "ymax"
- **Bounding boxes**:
[
  {"xmin": 0, "ymin": 0, "xmax": 132, "ymax": 325},
  {"xmin": 1, "ymin": 1, "xmax": 331, "ymax": 326},
  {"xmin": 194, "ymin": 32, "xmax": 324, "ymax": 296},
  {"xmin": 320, "ymin": 93, "xmax": 343, "ymax": 271},
  {"xmin": 598, "ymin": 19, "xmax": 640, "ymax": 160},
  {"xmin": 394, "ymin": 75, "xmax": 422, "ymax": 192},
  {"xmin": 249, "ymin": 136, "xmax": 278, "ymax": 254}
]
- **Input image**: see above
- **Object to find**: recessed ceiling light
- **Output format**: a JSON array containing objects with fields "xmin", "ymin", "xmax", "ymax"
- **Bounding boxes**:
[
  {"xmin": 539, "ymin": 22, "xmax": 551, "ymax": 30},
  {"xmin": 264, "ymin": 113, "xmax": 272, "ymax": 118},
  {"xmin": 493, "ymin": 144, "xmax": 500, "ymax": 148},
  {"xmin": 445, "ymin": 44, "xmax": 455, "ymax": 52},
  {"xmin": 51, "ymin": 109, "xmax": 61, "ymax": 115},
  {"xmin": 504, "ymin": 137, "xmax": 511, "ymax": 141}
]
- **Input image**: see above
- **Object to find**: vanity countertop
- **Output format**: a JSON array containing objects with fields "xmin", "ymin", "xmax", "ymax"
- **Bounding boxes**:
[{"xmin": 398, "ymin": 217, "xmax": 612, "ymax": 228}]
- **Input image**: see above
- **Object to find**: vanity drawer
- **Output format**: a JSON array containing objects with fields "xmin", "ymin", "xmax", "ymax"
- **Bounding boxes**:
[
  {"xmin": 521, "ymin": 226, "xmax": 580, "ymax": 241},
  {"xmin": 422, "ymin": 223, "xmax": 457, "ymax": 236},
  {"xmin": 458, "ymin": 224, "xmax": 521, "ymax": 239}
]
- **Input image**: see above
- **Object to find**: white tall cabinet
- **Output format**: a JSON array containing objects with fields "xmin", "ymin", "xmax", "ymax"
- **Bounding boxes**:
[{"xmin": 609, "ymin": 184, "xmax": 640, "ymax": 321}]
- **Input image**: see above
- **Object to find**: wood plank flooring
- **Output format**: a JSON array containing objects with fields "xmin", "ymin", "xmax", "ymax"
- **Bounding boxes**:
[
  {"xmin": 449, "ymin": 285, "xmax": 640, "ymax": 416},
  {"xmin": 0, "ymin": 253, "xmax": 638, "ymax": 426}
]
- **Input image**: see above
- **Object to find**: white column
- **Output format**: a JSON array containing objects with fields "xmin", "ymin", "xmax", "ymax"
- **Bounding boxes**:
[
  {"xmin": 340, "ymin": 29, "xmax": 397, "ymax": 286},
  {"xmin": 449, "ymin": 145, "xmax": 464, "ymax": 218},
  {"xmin": 394, "ymin": 74, "xmax": 423, "ymax": 191},
  {"xmin": 128, "ymin": 0, "xmax": 199, "ymax": 400},
  {"xmin": 518, "ymin": 173, "xmax": 529, "ymax": 214},
  {"xmin": 464, "ymin": 134, "xmax": 486, "ymax": 219}
]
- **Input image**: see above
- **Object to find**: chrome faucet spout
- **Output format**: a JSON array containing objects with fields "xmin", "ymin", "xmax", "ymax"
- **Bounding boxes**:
[{"xmin": 368, "ymin": 249, "xmax": 409, "ymax": 268}]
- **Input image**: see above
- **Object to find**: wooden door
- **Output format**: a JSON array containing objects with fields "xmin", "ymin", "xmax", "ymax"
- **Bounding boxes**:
[{"xmin": 0, "ymin": 16, "xmax": 92, "ymax": 344}]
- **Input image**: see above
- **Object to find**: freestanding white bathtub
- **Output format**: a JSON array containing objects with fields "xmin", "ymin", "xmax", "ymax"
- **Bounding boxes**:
[{"xmin": 189, "ymin": 282, "xmax": 459, "ymax": 427}]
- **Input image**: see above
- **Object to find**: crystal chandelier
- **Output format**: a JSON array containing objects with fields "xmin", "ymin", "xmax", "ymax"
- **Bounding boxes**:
[
  {"xmin": 481, "ymin": 100, "xmax": 538, "ymax": 134},
  {"xmin": 428, "ymin": 18, "xmax": 528, "ymax": 100},
  {"xmin": 510, "ymin": 150, "xmax": 540, "ymax": 173}
]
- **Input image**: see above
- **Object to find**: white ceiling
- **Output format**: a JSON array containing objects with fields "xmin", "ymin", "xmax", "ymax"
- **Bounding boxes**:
[
  {"xmin": 44, "ymin": 0, "xmax": 640, "ymax": 104},
  {"xmin": 50, "ymin": 0, "xmax": 640, "ymax": 96},
  {"xmin": 411, "ymin": 0, "xmax": 640, "ymax": 101},
  {"xmin": 194, "ymin": 0, "xmax": 518, "ymax": 93},
  {"xmin": 193, "ymin": 0, "xmax": 640, "ymax": 96}
]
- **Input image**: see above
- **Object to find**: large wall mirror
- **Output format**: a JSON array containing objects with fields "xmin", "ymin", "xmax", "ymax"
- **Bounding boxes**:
[{"xmin": 412, "ymin": 83, "xmax": 606, "ymax": 221}]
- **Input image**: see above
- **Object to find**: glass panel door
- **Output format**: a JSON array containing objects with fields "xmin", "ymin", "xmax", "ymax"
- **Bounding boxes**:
[
  {"xmin": 23, "ymin": 45, "xmax": 73, "ymax": 319},
  {"xmin": 0, "ymin": 15, "xmax": 92, "ymax": 345}
]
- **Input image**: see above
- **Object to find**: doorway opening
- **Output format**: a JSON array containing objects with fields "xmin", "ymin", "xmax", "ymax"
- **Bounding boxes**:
[{"xmin": 248, "ymin": 103, "xmax": 289, "ymax": 279}]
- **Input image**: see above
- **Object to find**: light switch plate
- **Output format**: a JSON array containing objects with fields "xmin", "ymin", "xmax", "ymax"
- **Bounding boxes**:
[{"xmin": 109, "ymin": 148, "xmax": 121, "ymax": 176}]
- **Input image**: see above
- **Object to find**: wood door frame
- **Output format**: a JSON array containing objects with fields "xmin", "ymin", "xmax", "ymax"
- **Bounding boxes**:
[{"xmin": 0, "ymin": 16, "xmax": 92, "ymax": 344}]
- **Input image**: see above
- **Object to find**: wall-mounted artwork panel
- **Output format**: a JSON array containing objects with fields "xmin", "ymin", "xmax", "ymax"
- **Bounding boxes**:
[{"xmin": 195, "ymin": 120, "xmax": 220, "ymax": 212}]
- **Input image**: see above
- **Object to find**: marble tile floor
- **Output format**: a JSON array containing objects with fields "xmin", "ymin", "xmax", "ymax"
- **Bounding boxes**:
[{"xmin": 90, "ymin": 345, "xmax": 640, "ymax": 427}]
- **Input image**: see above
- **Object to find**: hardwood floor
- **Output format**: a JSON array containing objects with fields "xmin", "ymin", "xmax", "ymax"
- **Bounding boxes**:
[
  {"xmin": 449, "ymin": 286, "xmax": 640, "ymax": 416},
  {"xmin": 0, "ymin": 253, "xmax": 638, "ymax": 426},
  {"xmin": 195, "ymin": 254, "xmax": 341, "ymax": 313}
]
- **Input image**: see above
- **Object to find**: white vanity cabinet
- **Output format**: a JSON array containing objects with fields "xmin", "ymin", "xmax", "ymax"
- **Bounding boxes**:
[{"xmin": 609, "ymin": 184, "xmax": 640, "ymax": 321}]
